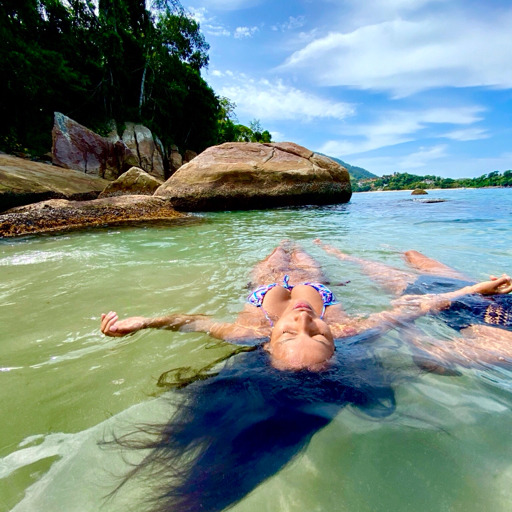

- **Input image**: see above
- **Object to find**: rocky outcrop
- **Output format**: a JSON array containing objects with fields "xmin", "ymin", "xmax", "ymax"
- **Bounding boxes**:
[
  {"xmin": 0, "ymin": 195, "xmax": 189, "ymax": 237},
  {"xmin": 51, "ymin": 113, "xmax": 166, "ymax": 181},
  {"xmin": 183, "ymin": 150, "xmax": 198, "ymax": 163},
  {"xmin": 169, "ymin": 146, "xmax": 183, "ymax": 174},
  {"xmin": 411, "ymin": 188, "xmax": 428, "ymax": 195},
  {"xmin": 122, "ymin": 123, "xmax": 165, "ymax": 180},
  {"xmin": 99, "ymin": 167, "xmax": 163, "ymax": 198},
  {"xmin": 0, "ymin": 154, "xmax": 109, "ymax": 212},
  {"xmin": 154, "ymin": 142, "xmax": 352, "ymax": 211},
  {"xmin": 413, "ymin": 198, "xmax": 447, "ymax": 203},
  {"xmin": 52, "ymin": 112, "xmax": 125, "ymax": 179}
]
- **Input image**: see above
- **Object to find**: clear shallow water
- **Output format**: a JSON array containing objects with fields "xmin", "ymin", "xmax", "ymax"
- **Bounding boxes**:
[{"xmin": 1, "ymin": 188, "xmax": 512, "ymax": 511}]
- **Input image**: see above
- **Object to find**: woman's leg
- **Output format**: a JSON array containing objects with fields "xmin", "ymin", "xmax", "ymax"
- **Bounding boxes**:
[
  {"xmin": 403, "ymin": 250, "xmax": 470, "ymax": 280},
  {"xmin": 315, "ymin": 240, "xmax": 415, "ymax": 295},
  {"xmin": 406, "ymin": 324, "xmax": 512, "ymax": 372},
  {"xmin": 288, "ymin": 246, "xmax": 328, "ymax": 284},
  {"xmin": 249, "ymin": 240, "xmax": 295, "ymax": 286},
  {"xmin": 250, "ymin": 241, "xmax": 328, "ymax": 286}
]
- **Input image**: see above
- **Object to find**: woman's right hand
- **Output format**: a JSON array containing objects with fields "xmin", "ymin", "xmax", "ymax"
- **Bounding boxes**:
[
  {"xmin": 470, "ymin": 274, "xmax": 512, "ymax": 295},
  {"xmin": 100, "ymin": 311, "xmax": 146, "ymax": 337}
]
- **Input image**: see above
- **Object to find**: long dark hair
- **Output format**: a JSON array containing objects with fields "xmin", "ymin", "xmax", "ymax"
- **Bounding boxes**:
[{"xmin": 108, "ymin": 341, "xmax": 396, "ymax": 512}]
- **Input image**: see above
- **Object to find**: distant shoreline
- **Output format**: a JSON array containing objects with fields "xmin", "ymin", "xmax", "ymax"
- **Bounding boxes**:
[{"xmin": 353, "ymin": 186, "xmax": 508, "ymax": 194}]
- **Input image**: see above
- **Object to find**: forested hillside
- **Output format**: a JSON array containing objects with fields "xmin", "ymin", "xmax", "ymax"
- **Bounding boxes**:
[
  {"xmin": 0, "ymin": 0, "xmax": 270, "ymax": 156},
  {"xmin": 353, "ymin": 171, "xmax": 512, "ymax": 191},
  {"xmin": 321, "ymin": 155, "xmax": 376, "ymax": 180}
]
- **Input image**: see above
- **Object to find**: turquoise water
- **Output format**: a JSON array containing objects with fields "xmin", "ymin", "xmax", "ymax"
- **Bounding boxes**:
[{"xmin": 1, "ymin": 188, "xmax": 512, "ymax": 511}]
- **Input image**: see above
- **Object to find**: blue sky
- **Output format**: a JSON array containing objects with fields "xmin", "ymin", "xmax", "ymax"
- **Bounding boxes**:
[{"xmin": 180, "ymin": 0, "xmax": 512, "ymax": 178}]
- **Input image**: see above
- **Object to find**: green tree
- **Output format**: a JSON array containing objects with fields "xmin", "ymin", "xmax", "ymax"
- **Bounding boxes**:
[{"xmin": 0, "ymin": 0, "xmax": 100, "ymax": 152}]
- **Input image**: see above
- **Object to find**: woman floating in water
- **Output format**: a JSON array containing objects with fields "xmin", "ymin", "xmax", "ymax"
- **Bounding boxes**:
[
  {"xmin": 100, "ymin": 241, "xmax": 511, "ymax": 512},
  {"xmin": 315, "ymin": 240, "xmax": 512, "ymax": 371},
  {"xmin": 101, "ymin": 240, "xmax": 510, "ymax": 371}
]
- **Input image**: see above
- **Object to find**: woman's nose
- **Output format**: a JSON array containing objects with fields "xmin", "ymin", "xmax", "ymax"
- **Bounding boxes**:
[{"xmin": 296, "ymin": 311, "xmax": 313, "ymax": 327}]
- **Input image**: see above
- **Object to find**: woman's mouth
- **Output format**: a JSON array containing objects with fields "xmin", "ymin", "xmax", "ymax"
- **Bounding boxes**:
[{"xmin": 293, "ymin": 302, "xmax": 313, "ymax": 311}]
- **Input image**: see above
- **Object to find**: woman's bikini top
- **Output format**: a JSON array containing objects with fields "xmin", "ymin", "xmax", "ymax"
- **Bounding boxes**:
[{"xmin": 247, "ymin": 275, "xmax": 339, "ymax": 324}]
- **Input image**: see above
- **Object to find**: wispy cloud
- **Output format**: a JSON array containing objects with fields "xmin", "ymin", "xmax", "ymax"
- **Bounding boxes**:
[
  {"xmin": 398, "ymin": 144, "xmax": 448, "ymax": 169},
  {"xmin": 441, "ymin": 128, "xmax": 490, "ymax": 141},
  {"xmin": 188, "ymin": 0, "xmax": 263, "ymax": 10},
  {"xmin": 186, "ymin": 7, "xmax": 231, "ymax": 37},
  {"xmin": 217, "ymin": 76, "xmax": 355, "ymax": 121},
  {"xmin": 319, "ymin": 105, "xmax": 486, "ymax": 156},
  {"xmin": 281, "ymin": 9, "xmax": 512, "ymax": 96},
  {"xmin": 272, "ymin": 16, "xmax": 306, "ymax": 32},
  {"xmin": 234, "ymin": 26, "xmax": 259, "ymax": 38}
]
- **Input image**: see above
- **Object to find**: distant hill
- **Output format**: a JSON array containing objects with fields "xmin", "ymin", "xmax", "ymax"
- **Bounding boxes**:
[{"xmin": 319, "ymin": 153, "xmax": 377, "ymax": 180}]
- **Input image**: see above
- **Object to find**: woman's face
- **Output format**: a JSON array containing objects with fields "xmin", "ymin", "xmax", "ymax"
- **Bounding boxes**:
[{"xmin": 267, "ymin": 300, "xmax": 335, "ymax": 370}]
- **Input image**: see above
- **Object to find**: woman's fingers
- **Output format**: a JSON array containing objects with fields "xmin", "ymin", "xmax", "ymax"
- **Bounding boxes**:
[
  {"xmin": 101, "ymin": 311, "xmax": 120, "ymax": 336},
  {"xmin": 493, "ymin": 275, "xmax": 512, "ymax": 293}
]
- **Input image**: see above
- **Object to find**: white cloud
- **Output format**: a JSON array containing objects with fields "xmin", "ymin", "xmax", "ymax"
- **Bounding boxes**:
[
  {"xmin": 218, "ymin": 77, "xmax": 355, "ymax": 121},
  {"xmin": 344, "ymin": 144, "xmax": 448, "ymax": 174},
  {"xmin": 234, "ymin": 26, "xmax": 259, "ymax": 38},
  {"xmin": 441, "ymin": 128, "xmax": 489, "ymax": 141},
  {"xmin": 205, "ymin": 25, "xmax": 231, "ymax": 37},
  {"xmin": 398, "ymin": 144, "xmax": 448, "ymax": 169},
  {"xmin": 419, "ymin": 107, "xmax": 485, "ymax": 125},
  {"xmin": 186, "ymin": 6, "xmax": 208, "ymax": 24},
  {"xmin": 272, "ymin": 16, "xmax": 306, "ymax": 32},
  {"xmin": 344, "ymin": 0, "xmax": 449, "ymax": 23},
  {"xmin": 270, "ymin": 130, "xmax": 285, "ymax": 141},
  {"xmin": 281, "ymin": 11, "xmax": 512, "ymax": 96},
  {"xmin": 189, "ymin": 0, "xmax": 263, "ymax": 10},
  {"xmin": 186, "ymin": 7, "xmax": 231, "ymax": 37},
  {"xmin": 318, "ymin": 105, "xmax": 486, "ymax": 156}
]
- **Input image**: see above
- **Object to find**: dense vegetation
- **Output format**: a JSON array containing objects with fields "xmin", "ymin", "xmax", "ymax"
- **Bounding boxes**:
[
  {"xmin": 0, "ymin": 0, "xmax": 270, "ymax": 156},
  {"xmin": 352, "ymin": 170, "xmax": 512, "ymax": 192}
]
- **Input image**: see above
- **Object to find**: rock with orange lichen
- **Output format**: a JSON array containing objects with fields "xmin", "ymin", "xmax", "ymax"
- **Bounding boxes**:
[{"xmin": 0, "ymin": 195, "xmax": 192, "ymax": 237}]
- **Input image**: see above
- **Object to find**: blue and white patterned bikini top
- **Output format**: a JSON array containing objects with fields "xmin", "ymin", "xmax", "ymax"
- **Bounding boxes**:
[{"xmin": 247, "ymin": 275, "xmax": 339, "ymax": 323}]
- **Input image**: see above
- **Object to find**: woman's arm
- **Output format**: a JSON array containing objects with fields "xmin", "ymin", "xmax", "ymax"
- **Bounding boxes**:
[
  {"xmin": 100, "ymin": 311, "xmax": 261, "ymax": 342},
  {"xmin": 349, "ymin": 275, "xmax": 512, "ymax": 335}
]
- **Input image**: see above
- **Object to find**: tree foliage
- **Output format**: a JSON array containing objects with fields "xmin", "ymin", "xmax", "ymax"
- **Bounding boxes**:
[{"xmin": 0, "ymin": 0, "xmax": 271, "ymax": 155}]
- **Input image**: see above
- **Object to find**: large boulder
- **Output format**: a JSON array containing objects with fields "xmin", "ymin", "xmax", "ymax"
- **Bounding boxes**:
[
  {"xmin": 154, "ymin": 142, "xmax": 352, "ymax": 211},
  {"xmin": 0, "ymin": 195, "xmax": 188, "ymax": 237},
  {"xmin": 52, "ymin": 112, "xmax": 126, "ymax": 179},
  {"xmin": 122, "ymin": 123, "xmax": 165, "ymax": 180},
  {"xmin": 99, "ymin": 167, "xmax": 163, "ymax": 198},
  {"xmin": 0, "ymin": 154, "xmax": 109, "ymax": 212},
  {"xmin": 52, "ymin": 113, "xmax": 167, "ymax": 181}
]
